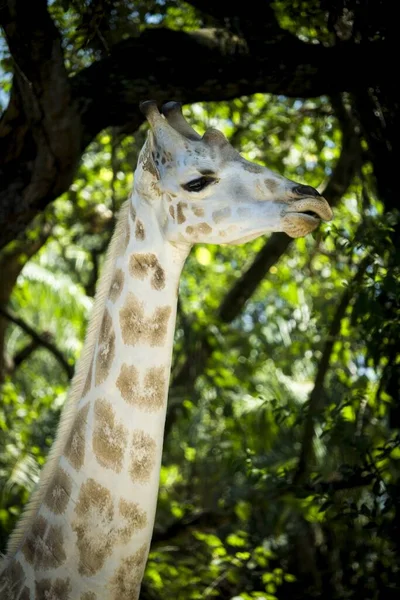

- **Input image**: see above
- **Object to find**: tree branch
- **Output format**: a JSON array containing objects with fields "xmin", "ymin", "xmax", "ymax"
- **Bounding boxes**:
[
  {"xmin": 266, "ymin": 470, "xmax": 376, "ymax": 504},
  {"xmin": 72, "ymin": 28, "xmax": 387, "ymax": 140},
  {"xmin": 184, "ymin": 0, "xmax": 280, "ymax": 39},
  {"xmin": 0, "ymin": 4, "xmax": 389, "ymax": 247},
  {"xmin": 152, "ymin": 510, "xmax": 218, "ymax": 545},
  {"xmin": 0, "ymin": 0, "xmax": 81, "ymax": 248},
  {"xmin": 11, "ymin": 339, "xmax": 40, "ymax": 369},
  {"xmin": 301, "ymin": 472, "xmax": 375, "ymax": 495},
  {"xmin": 185, "ymin": 0, "xmax": 274, "ymax": 19},
  {"xmin": 151, "ymin": 471, "xmax": 375, "ymax": 546},
  {"xmin": 0, "ymin": 307, "xmax": 74, "ymax": 379}
]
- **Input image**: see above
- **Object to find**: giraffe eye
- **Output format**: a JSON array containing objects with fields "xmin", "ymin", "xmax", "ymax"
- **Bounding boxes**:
[{"xmin": 182, "ymin": 176, "xmax": 215, "ymax": 193}]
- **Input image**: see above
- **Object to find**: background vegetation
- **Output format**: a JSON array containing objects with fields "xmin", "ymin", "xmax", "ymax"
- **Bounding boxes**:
[{"xmin": 0, "ymin": 1, "xmax": 399, "ymax": 599}]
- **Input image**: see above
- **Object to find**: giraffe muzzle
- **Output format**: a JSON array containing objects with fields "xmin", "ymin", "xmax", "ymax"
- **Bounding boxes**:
[
  {"xmin": 282, "ymin": 195, "xmax": 333, "ymax": 238},
  {"xmin": 288, "ymin": 197, "xmax": 333, "ymax": 222}
]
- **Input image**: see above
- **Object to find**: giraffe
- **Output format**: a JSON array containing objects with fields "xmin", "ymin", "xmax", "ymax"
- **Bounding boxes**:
[{"xmin": 0, "ymin": 100, "xmax": 333, "ymax": 599}]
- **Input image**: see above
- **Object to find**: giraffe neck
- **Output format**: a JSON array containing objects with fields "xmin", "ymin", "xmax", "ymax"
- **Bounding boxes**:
[{"xmin": 0, "ymin": 193, "xmax": 189, "ymax": 599}]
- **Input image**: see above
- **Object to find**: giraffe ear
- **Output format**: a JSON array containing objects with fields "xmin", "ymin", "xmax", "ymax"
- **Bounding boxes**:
[
  {"xmin": 203, "ymin": 128, "xmax": 229, "ymax": 147},
  {"xmin": 137, "ymin": 132, "xmax": 160, "ymax": 179},
  {"xmin": 134, "ymin": 133, "xmax": 161, "ymax": 198},
  {"xmin": 146, "ymin": 131, "xmax": 161, "ymax": 180},
  {"xmin": 203, "ymin": 127, "xmax": 239, "ymax": 160}
]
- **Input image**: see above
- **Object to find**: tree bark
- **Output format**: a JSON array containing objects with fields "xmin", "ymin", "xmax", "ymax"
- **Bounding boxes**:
[
  {"xmin": 0, "ymin": 221, "xmax": 51, "ymax": 380},
  {"xmin": 0, "ymin": 0, "xmax": 82, "ymax": 249}
]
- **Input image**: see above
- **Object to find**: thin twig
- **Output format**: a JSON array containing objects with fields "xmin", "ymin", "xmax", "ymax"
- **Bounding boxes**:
[
  {"xmin": 0, "ymin": 307, "xmax": 74, "ymax": 379},
  {"xmin": 12, "ymin": 339, "xmax": 40, "ymax": 369}
]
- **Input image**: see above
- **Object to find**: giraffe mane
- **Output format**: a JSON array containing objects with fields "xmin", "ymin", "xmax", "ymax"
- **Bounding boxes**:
[{"xmin": 2, "ymin": 201, "xmax": 130, "ymax": 559}]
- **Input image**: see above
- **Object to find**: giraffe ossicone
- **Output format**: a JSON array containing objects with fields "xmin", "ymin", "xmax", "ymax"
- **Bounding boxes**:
[{"xmin": 0, "ymin": 100, "xmax": 333, "ymax": 599}]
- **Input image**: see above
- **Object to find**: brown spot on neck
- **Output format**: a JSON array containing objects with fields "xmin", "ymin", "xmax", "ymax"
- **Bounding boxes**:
[
  {"xmin": 0, "ymin": 560, "xmax": 29, "ymax": 599},
  {"xmin": 64, "ymin": 403, "xmax": 89, "ymax": 470},
  {"xmin": 129, "ymin": 253, "xmax": 166, "ymax": 291},
  {"xmin": 116, "ymin": 364, "xmax": 167, "ymax": 411},
  {"xmin": 95, "ymin": 309, "xmax": 116, "ymax": 386},
  {"xmin": 130, "ymin": 430, "xmax": 157, "ymax": 484},
  {"xmin": 44, "ymin": 466, "xmax": 72, "ymax": 515},
  {"xmin": 92, "ymin": 398, "xmax": 128, "ymax": 472},
  {"xmin": 19, "ymin": 586, "xmax": 30, "ymax": 600},
  {"xmin": 72, "ymin": 478, "xmax": 113, "ymax": 576},
  {"xmin": 108, "ymin": 545, "xmax": 148, "ymax": 600},
  {"xmin": 119, "ymin": 293, "xmax": 172, "ymax": 347},
  {"xmin": 72, "ymin": 478, "xmax": 147, "ymax": 576},
  {"xmin": 143, "ymin": 366, "xmax": 167, "ymax": 410},
  {"xmin": 118, "ymin": 498, "xmax": 147, "ymax": 541},
  {"xmin": 116, "ymin": 363, "xmax": 139, "ymax": 405},
  {"xmin": 117, "ymin": 220, "xmax": 131, "ymax": 256},
  {"xmin": 22, "ymin": 516, "xmax": 66, "ymax": 569},
  {"xmin": 109, "ymin": 268, "xmax": 125, "ymax": 302},
  {"xmin": 82, "ymin": 355, "xmax": 94, "ymax": 397},
  {"xmin": 35, "ymin": 578, "xmax": 72, "ymax": 600}
]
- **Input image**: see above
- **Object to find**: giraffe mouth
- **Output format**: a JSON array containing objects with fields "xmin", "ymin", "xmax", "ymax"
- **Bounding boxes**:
[
  {"xmin": 287, "ymin": 198, "xmax": 333, "ymax": 222},
  {"xmin": 297, "ymin": 210, "xmax": 320, "ymax": 220}
]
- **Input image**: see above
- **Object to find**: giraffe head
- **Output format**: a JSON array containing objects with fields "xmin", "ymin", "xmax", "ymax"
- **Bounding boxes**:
[{"xmin": 135, "ymin": 101, "xmax": 333, "ymax": 246}]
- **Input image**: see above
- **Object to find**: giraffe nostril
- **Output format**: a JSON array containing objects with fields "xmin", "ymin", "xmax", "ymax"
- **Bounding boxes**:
[{"xmin": 293, "ymin": 184, "xmax": 321, "ymax": 198}]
